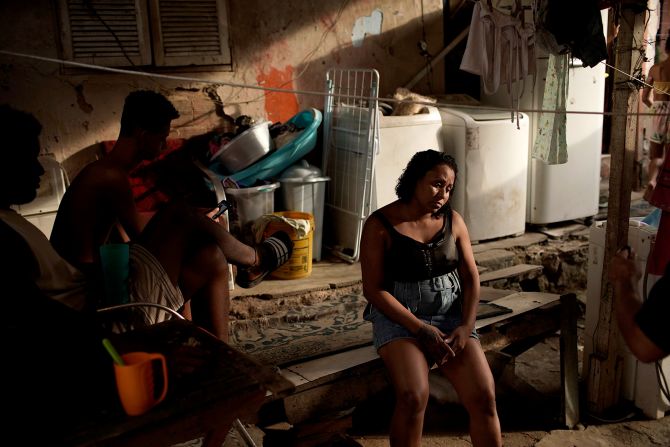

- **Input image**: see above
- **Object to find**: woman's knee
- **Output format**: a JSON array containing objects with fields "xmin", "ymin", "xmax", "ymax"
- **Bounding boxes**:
[
  {"xmin": 395, "ymin": 386, "xmax": 429, "ymax": 414},
  {"xmin": 463, "ymin": 382, "xmax": 497, "ymax": 417}
]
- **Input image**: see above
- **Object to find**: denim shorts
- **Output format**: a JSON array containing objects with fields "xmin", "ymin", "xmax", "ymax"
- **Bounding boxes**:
[{"xmin": 364, "ymin": 273, "xmax": 478, "ymax": 350}]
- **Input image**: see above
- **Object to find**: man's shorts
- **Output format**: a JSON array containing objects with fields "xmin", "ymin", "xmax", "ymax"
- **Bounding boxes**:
[{"xmin": 112, "ymin": 244, "xmax": 185, "ymax": 332}]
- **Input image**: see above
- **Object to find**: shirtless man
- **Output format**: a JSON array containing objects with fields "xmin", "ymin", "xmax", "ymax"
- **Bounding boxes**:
[
  {"xmin": 641, "ymin": 32, "xmax": 670, "ymax": 203},
  {"xmin": 50, "ymin": 90, "xmax": 291, "ymax": 341}
]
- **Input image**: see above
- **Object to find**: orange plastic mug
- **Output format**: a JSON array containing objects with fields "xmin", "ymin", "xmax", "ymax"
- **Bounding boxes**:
[{"xmin": 113, "ymin": 352, "xmax": 168, "ymax": 416}]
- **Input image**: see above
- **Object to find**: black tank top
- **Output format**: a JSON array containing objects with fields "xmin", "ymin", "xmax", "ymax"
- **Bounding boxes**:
[{"xmin": 374, "ymin": 207, "xmax": 460, "ymax": 283}]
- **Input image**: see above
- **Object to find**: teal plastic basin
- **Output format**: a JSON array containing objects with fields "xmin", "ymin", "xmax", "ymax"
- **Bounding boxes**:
[{"xmin": 211, "ymin": 108, "xmax": 322, "ymax": 186}]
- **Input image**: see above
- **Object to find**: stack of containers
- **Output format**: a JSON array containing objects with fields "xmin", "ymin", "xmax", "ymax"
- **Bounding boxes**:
[
  {"xmin": 224, "ymin": 182, "xmax": 280, "ymax": 244},
  {"xmin": 278, "ymin": 160, "xmax": 330, "ymax": 261}
]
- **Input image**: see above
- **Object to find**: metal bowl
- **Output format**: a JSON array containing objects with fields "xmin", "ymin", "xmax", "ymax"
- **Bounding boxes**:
[{"xmin": 210, "ymin": 120, "xmax": 274, "ymax": 173}]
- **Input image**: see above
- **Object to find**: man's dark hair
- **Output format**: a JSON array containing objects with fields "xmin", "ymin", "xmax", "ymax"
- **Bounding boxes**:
[
  {"xmin": 395, "ymin": 149, "xmax": 458, "ymax": 202},
  {"xmin": 0, "ymin": 105, "xmax": 42, "ymax": 146},
  {"xmin": 666, "ymin": 30, "xmax": 670, "ymax": 54},
  {"xmin": 119, "ymin": 90, "xmax": 179, "ymax": 137}
]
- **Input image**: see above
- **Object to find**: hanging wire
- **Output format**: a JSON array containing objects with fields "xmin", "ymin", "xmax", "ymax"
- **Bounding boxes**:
[
  {"xmin": 2, "ymin": 48, "xmax": 670, "ymax": 118},
  {"xmin": 419, "ymin": 0, "xmax": 434, "ymax": 93}
]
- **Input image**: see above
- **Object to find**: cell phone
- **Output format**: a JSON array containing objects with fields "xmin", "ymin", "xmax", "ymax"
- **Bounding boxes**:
[{"xmin": 210, "ymin": 199, "xmax": 230, "ymax": 221}]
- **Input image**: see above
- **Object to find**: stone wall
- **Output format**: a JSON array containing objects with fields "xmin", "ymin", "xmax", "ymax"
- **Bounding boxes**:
[{"xmin": 0, "ymin": 0, "xmax": 445, "ymax": 162}]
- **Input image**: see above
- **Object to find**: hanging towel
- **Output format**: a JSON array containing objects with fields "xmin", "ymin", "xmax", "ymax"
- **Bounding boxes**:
[
  {"xmin": 460, "ymin": 1, "xmax": 499, "ymax": 95},
  {"xmin": 532, "ymin": 53, "xmax": 569, "ymax": 164},
  {"xmin": 460, "ymin": 0, "xmax": 535, "ymax": 127}
]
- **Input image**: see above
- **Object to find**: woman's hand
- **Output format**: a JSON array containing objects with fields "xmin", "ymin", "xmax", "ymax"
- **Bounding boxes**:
[
  {"xmin": 417, "ymin": 323, "xmax": 454, "ymax": 366},
  {"xmin": 444, "ymin": 325, "xmax": 472, "ymax": 357}
]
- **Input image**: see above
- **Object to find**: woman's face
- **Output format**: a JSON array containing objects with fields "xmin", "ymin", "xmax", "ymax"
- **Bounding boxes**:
[{"xmin": 413, "ymin": 163, "xmax": 455, "ymax": 213}]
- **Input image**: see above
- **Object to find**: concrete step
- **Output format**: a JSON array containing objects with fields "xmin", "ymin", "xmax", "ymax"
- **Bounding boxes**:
[
  {"xmin": 229, "ymin": 225, "xmax": 589, "ymax": 322},
  {"xmin": 474, "ymin": 248, "xmax": 516, "ymax": 271},
  {"xmin": 230, "ymin": 293, "xmax": 366, "ymax": 331},
  {"xmin": 479, "ymin": 263, "xmax": 544, "ymax": 284}
]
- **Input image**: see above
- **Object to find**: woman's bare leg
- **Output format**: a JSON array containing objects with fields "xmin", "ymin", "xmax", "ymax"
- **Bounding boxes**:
[
  {"xmin": 378, "ymin": 339, "xmax": 430, "ymax": 447},
  {"xmin": 439, "ymin": 338, "xmax": 502, "ymax": 447}
]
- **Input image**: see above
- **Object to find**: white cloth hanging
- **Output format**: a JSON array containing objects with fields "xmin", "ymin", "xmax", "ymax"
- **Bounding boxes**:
[
  {"xmin": 532, "ymin": 53, "xmax": 569, "ymax": 164},
  {"xmin": 460, "ymin": 0, "xmax": 535, "ymax": 127}
]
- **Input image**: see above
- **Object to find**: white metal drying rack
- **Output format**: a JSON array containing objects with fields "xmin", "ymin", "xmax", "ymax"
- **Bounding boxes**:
[{"xmin": 322, "ymin": 68, "xmax": 380, "ymax": 263}]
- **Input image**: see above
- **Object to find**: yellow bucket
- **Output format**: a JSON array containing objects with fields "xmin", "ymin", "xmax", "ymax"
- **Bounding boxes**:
[{"xmin": 263, "ymin": 211, "xmax": 314, "ymax": 279}]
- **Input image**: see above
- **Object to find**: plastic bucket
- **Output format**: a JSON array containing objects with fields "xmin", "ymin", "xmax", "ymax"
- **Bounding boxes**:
[
  {"xmin": 279, "ymin": 160, "xmax": 329, "ymax": 261},
  {"xmin": 224, "ymin": 182, "xmax": 279, "ymax": 243},
  {"xmin": 263, "ymin": 211, "xmax": 314, "ymax": 279}
]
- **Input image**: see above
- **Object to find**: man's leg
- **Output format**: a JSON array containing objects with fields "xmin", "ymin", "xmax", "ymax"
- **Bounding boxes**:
[
  {"xmin": 179, "ymin": 241, "xmax": 231, "ymax": 341},
  {"xmin": 135, "ymin": 203, "xmax": 232, "ymax": 340},
  {"xmin": 133, "ymin": 202, "xmax": 290, "ymax": 337},
  {"xmin": 139, "ymin": 202, "xmax": 256, "ymax": 278},
  {"xmin": 646, "ymin": 141, "xmax": 665, "ymax": 202}
]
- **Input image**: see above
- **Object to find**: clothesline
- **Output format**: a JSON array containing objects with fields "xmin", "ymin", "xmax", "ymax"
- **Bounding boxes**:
[
  {"xmin": 0, "ymin": 49, "xmax": 667, "ymax": 118},
  {"xmin": 600, "ymin": 59, "xmax": 660, "ymax": 94}
]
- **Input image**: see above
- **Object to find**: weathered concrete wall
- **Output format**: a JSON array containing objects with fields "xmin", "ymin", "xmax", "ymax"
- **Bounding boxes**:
[{"xmin": 0, "ymin": 0, "xmax": 444, "ymax": 162}]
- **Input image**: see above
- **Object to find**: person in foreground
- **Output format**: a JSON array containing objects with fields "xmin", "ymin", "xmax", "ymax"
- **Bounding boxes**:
[
  {"xmin": 49, "ymin": 91, "xmax": 292, "ymax": 341},
  {"xmin": 360, "ymin": 150, "xmax": 502, "ymax": 447},
  {"xmin": 0, "ymin": 105, "xmax": 116, "ymax": 441},
  {"xmin": 609, "ymin": 248, "xmax": 670, "ymax": 363},
  {"xmin": 0, "ymin": 105, "xmax": 251, "ymax": 441}
]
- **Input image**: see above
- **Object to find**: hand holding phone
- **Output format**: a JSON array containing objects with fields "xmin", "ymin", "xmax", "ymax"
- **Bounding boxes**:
[{"xmin": 210, "ymin": 199, "xmax": 230, "ymax": 221}]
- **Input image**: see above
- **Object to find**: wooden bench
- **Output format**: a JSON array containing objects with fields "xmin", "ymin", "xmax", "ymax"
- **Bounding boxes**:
[{"xmin": 271, "ymin": 291, "xmax": 579, "ymax": 428}]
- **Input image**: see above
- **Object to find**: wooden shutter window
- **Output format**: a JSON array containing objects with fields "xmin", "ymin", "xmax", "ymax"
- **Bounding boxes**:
[
  {"xmin": 150, "ymin": 0, "xmax": 231, "ymax": 67},
  {"xmin": 58, "ymin": 0, "xmax": 152, "ymax": 66}
]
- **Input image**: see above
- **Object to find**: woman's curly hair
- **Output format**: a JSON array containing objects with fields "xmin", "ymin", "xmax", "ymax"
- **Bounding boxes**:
[{"xmin": 395, "ymin": 149, "xmax": 458, "ymax": 202}]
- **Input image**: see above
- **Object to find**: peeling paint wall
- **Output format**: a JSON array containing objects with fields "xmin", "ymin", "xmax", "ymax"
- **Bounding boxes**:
[
  {"xmin": 0, "ymin": 0, "xmax": 444, "ymax": 162},
  {"xmin": 352, "ymin": 9, "xmax": 384, "ymax": 47}
]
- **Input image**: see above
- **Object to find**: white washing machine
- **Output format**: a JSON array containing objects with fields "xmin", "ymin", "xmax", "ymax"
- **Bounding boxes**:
[
  {"xmin": 481, "ymin": 9, "xmax": 607, "ymax": 224},
  {"xmin": 482, "ymin": 57, "xmax": 605, "ymax": 225},
  {"xmin": 439, "ymin": 107, "xmax": 529, "ymax": 243},
  {"xmin": 372, "ymin": 106, "xmax": 443, "ymax": 210}
]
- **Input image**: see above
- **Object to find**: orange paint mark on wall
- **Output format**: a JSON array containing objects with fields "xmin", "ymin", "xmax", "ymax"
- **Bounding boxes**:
[{"xmin": 257, "ymin": 66, "xmax": 299, "ymax": 123}]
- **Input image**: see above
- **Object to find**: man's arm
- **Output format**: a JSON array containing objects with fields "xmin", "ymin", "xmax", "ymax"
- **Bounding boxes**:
[
  {"xmin": 642, "ymin": 66, "xmax": 656, "ymax": 108},
  {"xmin": 610, "ymin": 249, "xmax": 666, "ymax": 363},
  {"xmin": 100, "ymin": 165, "xmax": 144, "ymax": 241}
]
